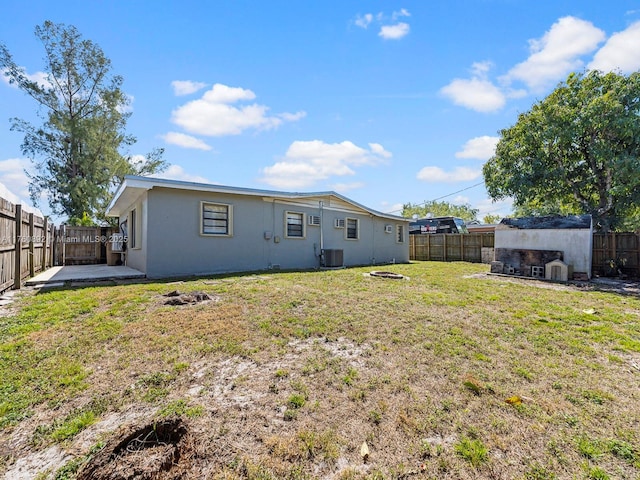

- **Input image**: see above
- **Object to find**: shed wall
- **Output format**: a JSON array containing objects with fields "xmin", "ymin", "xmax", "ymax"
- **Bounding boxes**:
[{"xmin": 494, "ymin": 228, "xmax": 592, "ymax": 277}]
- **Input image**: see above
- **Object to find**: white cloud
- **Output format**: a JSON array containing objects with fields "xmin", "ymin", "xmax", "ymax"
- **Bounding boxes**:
[
  {"xmin": 392, "ymin": 9, "xmax": 411, "ymax": 20},
  {"xmin": 1, "ymin": 68, "xmax": 50, "ymax": 89},
  {"xmin": 474, "ymin": 197, "xmax": 513, "ymax": 219},
  {"xmin": 260, "ymin": 140, "xmax": 391, "ymax": 189},
  {"xmin": 202, "ymin": 83, "xmax": 256, "ymax": 103},
  {"xmin": 355, "ymin": 13, "xmax": 374, "ymax": 28},
  {"xmin": 368, "ymin": 142, "xmax": 392, "ymax": 158},
  {"xmin": 355, "ymin": 10, "xmax": 411, "ymax": 39},
  {"xmin": 589, "ymin": 21, "xmax": 640, "ymax": 73},
  {"xmin": 152, "ymin": 164, "xmax": 209, "ymax": 184},
  {"xmin": 171, "ymin": 80, "xmax": 208, "ymax": 96},
  {"xmin": 330, "ymin": 182, "xmax": 365, "ymax": 193},
  {"xmin": 381, "ymin": 202, "xmax": 404, "ymax": 214},
  {"xmin": 127, "ymin": 154, "xmax": 147, "ymax": 169},
  {"xmin": 416, "ymin": 166, "xmax": 481, "ymax": 183},
  {"xmin": 455, "ymin": 136, "xmax": 499, "ymax": 160},
  {"xmin": 117, "ymin": 93, "xmax": 135, "ymax": 114},
  {"xmin": 471, "ymin": 61, "xmax": 492, "ymax": 77},
  {"xmin": 0, "ymin": 158, "xmax": 31, "ymax": 198},
  {"xmin": 379, "ymin": 23, "xmax": 410, "ymax": 40},
  {"xmin": 440, "ymin": 77, "xmax": 506, "ymax": 112},
  {"xmin": 504, "ymin": 16, "xmax": 605, "ymax": 92},
  {"xmin": 0, "ymin": 158, "xmax": 41, "ymax": 214},
  {"xmin": 278, "ymin": 111, "xmax": 307, "ymax": 122},
  {"xmin": 452, "ymin": 195, "xmax": 470, "ymax": 205},
  {"xmin": 440, "ymin": 61, "xmax": 506, "ymax": 112},
  {"xmin": 171, "ymin": 83, "xmax": 304, "ymax": 137},
  {"xmin": 161, "ymin": 132, "xmax": 212, "ymax": 151}
]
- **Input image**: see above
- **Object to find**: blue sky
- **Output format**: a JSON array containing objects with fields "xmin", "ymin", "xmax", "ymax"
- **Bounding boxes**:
[{"xmin": 1, "ymin": 1, "xmax": 639, "ymax": 221}]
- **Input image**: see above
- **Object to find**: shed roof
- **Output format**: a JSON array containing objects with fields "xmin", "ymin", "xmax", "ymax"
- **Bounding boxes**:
[
  {"xmin": 106, "ymin": 175, "xmax": 409, "ymax": 222},
  {"xmin": 497, "ymin": 214, "xmax": 592, "ymax": 230}
]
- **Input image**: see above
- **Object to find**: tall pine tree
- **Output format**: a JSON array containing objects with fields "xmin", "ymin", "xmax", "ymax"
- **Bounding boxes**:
[{"xmin": 1, "ymin": 21, "xmax": 166, "ymax": 223}]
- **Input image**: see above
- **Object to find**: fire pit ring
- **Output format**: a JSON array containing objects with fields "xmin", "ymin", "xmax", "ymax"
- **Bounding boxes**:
[{"xmin": 369, "ymin": 271, "xmax": 405, "ymax": 279}]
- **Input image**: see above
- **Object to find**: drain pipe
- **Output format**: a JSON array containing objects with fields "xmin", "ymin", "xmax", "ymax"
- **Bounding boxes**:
[{"xmin": 319, "ymin": 200, "xmax": 324, "ymax": 267}]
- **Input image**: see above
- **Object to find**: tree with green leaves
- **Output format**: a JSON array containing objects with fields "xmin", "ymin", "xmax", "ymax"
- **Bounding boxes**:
[
  {"xmin": 402, "ymin": 200, "xmax": 478, "ymax": 221},
  {"xmin": 482, "ymin": 213, "xmax": 501, "ymax": 224},
  {"xmin": 0, "ymin": 21, "xmax": 166, "ymax": 224},
  {"xmin": 483, "ymin": 70, "xmax": 640, "ymax": 232}
]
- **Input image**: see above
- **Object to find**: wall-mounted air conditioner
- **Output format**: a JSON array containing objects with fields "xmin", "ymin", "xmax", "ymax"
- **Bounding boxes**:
[
  {"xmin": 334, "ymin": 218, "xmax": 345, "ymax": 228},
  {"xmin": 308, "ymin": 215, "xmax": 321, "ymax": 226},
  {"xmin": 384, "ymin": 225, "xmax": 393, "ymax": 234}
]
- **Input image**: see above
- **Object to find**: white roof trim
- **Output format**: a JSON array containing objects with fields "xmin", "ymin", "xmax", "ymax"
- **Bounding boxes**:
[{"xmin": 106, "ymin": 175, "xmax": 409, "ymax": 222}]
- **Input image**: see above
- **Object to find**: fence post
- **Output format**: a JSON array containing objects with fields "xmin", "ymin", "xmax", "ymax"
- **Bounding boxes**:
[
  {"xmin": 14, "ymin": 204, "xmax": 22, "ymax": 289},
  {"xmin": 42, "ymin": 217, "xmax": 48, "ymax": 271},
  {"xmin": 29, "ymin": 213, "xmax": 34, "ymax": 277},
  {"xmin": 461, "ymin": 234, "xmax": 465, "ymax": 262},
  {"xmin": 443, "ymin": 234, "xmax": 447, "ymax": 262},
  {"xmin": 611, "ymin": 232, "xmax": 616, "ymax": 262},
  {"xmin": 62, "ymin": 224, "xmax": 66, "ymax": 266}
]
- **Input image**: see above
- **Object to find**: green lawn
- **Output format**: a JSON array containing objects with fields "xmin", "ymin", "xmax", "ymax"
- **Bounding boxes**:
[{"xmin": 1, "ymin": 262, "xmax": 639, "ymax": 479}]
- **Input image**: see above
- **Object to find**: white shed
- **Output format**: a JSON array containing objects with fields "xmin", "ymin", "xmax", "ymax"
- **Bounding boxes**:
[{"xmin": 494, "ymin": 215, "xmax": 592, "ymax": 280}]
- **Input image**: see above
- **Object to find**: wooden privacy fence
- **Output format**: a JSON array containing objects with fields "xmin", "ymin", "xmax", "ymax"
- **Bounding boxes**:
[
  {"xmin": 410, "ymin": 233, "xmax": 495, "ymax": 263},
  {"xmin": 0, "ymin": 198, "xmax": 55, "ymax": 291},
  {"xmin": 592, "ymin": 232, "xmax": 640, "ymax": 278},
  {"xmin": 60, "ymin": 225, "xmax": 104, "ymax": 265}
]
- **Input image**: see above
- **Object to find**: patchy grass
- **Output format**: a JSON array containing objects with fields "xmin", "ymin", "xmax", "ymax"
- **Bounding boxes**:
[
  {"xmin": 454, "ymin": 435, "xmax": 489, "ymax": 468},
  {"xmin": 1, "ymin": 262, "xmax": 639, "ymax": 479}
]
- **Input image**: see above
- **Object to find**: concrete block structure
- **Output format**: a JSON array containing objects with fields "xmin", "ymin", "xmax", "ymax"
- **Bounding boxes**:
[{"xmin": 106, "ymin": 176, "xmax": 410, "ymax": 279}]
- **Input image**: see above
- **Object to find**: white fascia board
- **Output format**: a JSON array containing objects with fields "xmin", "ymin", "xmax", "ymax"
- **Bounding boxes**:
[{"xmin": 105, "ymin": 177, "xmax": 152, "ymax": 217}]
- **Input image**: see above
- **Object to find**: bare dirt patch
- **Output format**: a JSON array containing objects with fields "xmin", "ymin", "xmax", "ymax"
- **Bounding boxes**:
[
  {"xmin": 162, "ymin": 290, "xmax": 219, "ymax": 306},
  {"xmin": 467, "ymin": 272, "xmax": 640, "ymax": 295},
  {"xmin": 76, "ymin": 419, "xmax": 193, "ymax": 480}
]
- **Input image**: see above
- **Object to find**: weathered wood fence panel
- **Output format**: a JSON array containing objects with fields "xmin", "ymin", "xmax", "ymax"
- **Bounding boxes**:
[
  {"xmin": 410, "ymin": 233, "xmax": 494, "ymax": 263},
  {"xmin": 0, "ymin": 198, "xmax": 17, "ymax": 292},
  {"xmin": 0, "ymin": 197, "xmax": 55, "ymax": 292},
  {"xmin": 592, "ymin": 233, "xmax": 640, "ymax": 278},
  {"xmin": 61, "ymin": 226, "xmax": 102, "ymax": 265}
]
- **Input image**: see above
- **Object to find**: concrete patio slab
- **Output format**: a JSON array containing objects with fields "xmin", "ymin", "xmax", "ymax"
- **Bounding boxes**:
[{"xmin": 25, "ymin": 265, "xmax": 146, "ymax": 286}]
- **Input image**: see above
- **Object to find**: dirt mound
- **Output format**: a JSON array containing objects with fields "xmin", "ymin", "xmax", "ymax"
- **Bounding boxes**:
[
  {"xmin": 77, "ymin": 419, "xmax": 194, "ymax": 480},
  {"xmin": 163, "ymin": 290, "xmax": 213, "ymax": 306}
]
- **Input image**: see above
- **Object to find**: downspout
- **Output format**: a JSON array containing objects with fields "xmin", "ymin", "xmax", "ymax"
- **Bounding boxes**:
[
  {"xmin": 319, "ymin": 200, "xmax": 324, "ymax": 267},
  {"xmin": 371, "ymin": 214, "xmax": 375, "ymax": 265}
]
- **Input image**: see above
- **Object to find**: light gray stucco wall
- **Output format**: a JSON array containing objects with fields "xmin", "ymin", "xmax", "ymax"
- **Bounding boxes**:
[
  {"xmin": 495, "ymin": 228, "xmax": 592, "ymax": 277},
  {"xmin": 120, "ymin": 192, "xmax": 148, "ymax": 273},
  {"xmin": 141, "ymin": 188, "xmax": 409, "ymax": 278}
]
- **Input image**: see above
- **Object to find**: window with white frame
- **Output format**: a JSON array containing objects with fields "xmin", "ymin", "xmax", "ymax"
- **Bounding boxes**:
[
  {"xmin": 345, "ymin": 217, "xmax": 359, "ymax": 240},
  {"xmin": 201, "ymin": 202, "xmax": 232, "ymax": 236},
  {"xmin": 397, "ymin": 224, "xmax": 405, "ymax": 243},
  {"xmin": 286, "ymin": 211, "xmax": 305, "ymax": 238}
]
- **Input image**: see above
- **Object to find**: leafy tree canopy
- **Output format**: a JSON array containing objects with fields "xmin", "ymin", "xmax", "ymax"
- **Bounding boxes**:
[
  {"xmin": 402, "ymin": 200, "xmax": 478, "ymax": 221},
  {"xmin": 0, "ymin": 21, "xmax": 166, "ymax": 224},
  {"xmin": 482, "ymin": 213, "xmax": 502, "ymax": 224},
  {"xmin": 483, "ymin": 70, "xmax": 640, "ymax": 232}
]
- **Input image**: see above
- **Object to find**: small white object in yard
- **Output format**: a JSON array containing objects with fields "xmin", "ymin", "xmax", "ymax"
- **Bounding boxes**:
[
  {"xmin": 360, "ymin": 441, "xmax": 370, "ymax": 463},
  {"xmin": 582, "ymin": 308, "xmax": 596, "ymax": 315}
]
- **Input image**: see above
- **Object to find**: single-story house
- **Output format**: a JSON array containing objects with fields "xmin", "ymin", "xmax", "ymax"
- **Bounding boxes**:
[
  {"xmin": 493, "ymin": 214, "xmax": 593, "ymax": 280},
  {"xmin": 106, "ymin": 175, "xmax": 411, "ymax": 279}
]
